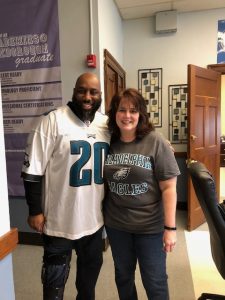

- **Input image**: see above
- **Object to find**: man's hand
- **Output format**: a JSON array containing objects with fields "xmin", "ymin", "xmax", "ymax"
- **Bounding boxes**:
[{"xmin": 27, "ymin": 213, "xmax": 45, "ymax": 233}]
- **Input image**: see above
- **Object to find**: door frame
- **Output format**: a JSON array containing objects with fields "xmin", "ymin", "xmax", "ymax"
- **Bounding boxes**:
[{"xmin": 104, "ymin": 49, "xmax": 126, "ymax": 112}]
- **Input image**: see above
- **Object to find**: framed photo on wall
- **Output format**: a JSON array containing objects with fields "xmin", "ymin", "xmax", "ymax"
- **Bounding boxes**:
[
  {"xmin": 138, "ymin": 68, "xmax": 162, "ymax": 127},
  {"xmin": 168, "ymin": 84, "xmax": 188, "ymax": 144}
]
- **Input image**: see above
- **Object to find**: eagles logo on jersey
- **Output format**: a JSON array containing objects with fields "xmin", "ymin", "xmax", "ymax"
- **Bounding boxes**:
[
  {"xmin": 113, "ymin": 167, "xmax": 130, "ymax": 180},
  {"xmin": 87, "ymin": 133, "xmax": 96, "ymax": 139}
]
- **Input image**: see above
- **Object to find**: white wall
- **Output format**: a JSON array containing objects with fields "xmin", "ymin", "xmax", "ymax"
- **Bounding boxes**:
[
  {"xmin": 58, "ymin": 0, "xmax": 124, "ymax": 112},
  {"xmin": 98, "ymin": 0, "xmax": 123, "ymax": 65},
  {"xmin": 58, "ymin": 0, "xmax": 95, "ymax": 103},
  {"xmin": 98, "ymin": 0, "xmax": 124, "ymax": 111},
  {"xmin": 123, "ymin": 8, "xmax": 225, "ymax": 151}
]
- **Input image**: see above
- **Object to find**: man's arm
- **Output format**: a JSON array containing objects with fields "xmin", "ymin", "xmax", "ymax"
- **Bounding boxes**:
[{"xmin": 23, "ymin": 179, "xmax": 45, "ymax": 233}]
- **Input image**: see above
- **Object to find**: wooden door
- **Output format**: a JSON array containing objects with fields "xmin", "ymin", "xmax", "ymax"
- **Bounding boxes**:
[
  {"xmin": 187, "ymin": 64, "xmax": 221, "ymax": 230},
  {"xmin": 105, "ymin": 66, "xmax": 116, "ymax": 113},
  {"xmin": 104, "ymin": 49, "xmax": 126, "ymax": 113}
]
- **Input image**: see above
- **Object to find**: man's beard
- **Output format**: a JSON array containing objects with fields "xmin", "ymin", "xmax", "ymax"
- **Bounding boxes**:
[{"xmin": 71, "ymin": 95, "xmax": 102, "ymax": 122}]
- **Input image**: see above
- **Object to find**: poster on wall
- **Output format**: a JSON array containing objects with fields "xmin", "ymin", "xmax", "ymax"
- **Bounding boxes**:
[
  {"xmin": 0, "ymin": 0, "xmax": 62, "ymax": 196},
  {"xmin": 217, "ymin": 19, "xmax": 225, "ymax": 63}
]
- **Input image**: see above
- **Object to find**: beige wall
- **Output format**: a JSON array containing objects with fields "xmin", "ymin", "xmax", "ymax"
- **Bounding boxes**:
[{"xmin": 123, "ymin": 8, "xmax": 225, "ymax": 152}]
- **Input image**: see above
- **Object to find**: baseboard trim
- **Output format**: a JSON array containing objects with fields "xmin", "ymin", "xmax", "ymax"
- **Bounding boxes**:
[
  {"xmin": 0, "ymin": 228, "xmax": 18, "ymax": 260},
  {"xmin": 18, "ymin": 232, "xmax": 43, "ymax": 246}
]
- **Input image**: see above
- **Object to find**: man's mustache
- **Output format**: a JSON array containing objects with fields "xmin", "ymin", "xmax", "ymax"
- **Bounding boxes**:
[{"xmin": 83, "ymin": 99, "xmax": 92, "ymax": 104}]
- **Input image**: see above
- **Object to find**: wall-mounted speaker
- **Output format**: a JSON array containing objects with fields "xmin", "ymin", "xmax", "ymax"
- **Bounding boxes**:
[{"xmin": 155, "ymin": 10, "xmax": 177, "ymax": 34}]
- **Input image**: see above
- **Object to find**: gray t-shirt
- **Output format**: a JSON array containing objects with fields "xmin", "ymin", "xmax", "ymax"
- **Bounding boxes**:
[{"xmin": 103, "ymin": 131, "xmax": 180, "ymax": 234}]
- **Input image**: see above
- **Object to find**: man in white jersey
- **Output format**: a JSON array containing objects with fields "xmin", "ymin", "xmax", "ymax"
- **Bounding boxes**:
[{"xmin": 21, "ymin": 73, "xmax": 110, "ymax": 300}]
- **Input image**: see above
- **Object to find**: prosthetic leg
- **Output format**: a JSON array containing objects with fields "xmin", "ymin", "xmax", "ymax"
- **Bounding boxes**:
[{"xmin": 42, "ymin": 252, "xmax": 71, "ymax": 300}]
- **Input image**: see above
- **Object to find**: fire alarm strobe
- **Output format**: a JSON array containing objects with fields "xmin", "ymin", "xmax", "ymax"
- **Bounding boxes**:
[{"xmin": 87, "ymin": 54, "xmax": 96, "ymax": 68}]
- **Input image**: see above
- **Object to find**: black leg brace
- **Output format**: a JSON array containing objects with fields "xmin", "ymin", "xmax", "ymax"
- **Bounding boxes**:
[{"xmin": 42, "ymin": 252, "xmax": 71, "ymax": 300}]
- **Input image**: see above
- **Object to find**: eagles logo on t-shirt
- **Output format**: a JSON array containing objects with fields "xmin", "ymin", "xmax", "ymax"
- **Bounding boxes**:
[{"xmin": 113, "ymin": 167, "xmax": 130, "ymax": 180}]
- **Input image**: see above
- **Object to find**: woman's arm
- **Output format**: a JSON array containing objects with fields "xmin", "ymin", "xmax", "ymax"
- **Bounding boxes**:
[{"xmin": 159, "ymin": 177, "xmax": 177, "ymax": 252}]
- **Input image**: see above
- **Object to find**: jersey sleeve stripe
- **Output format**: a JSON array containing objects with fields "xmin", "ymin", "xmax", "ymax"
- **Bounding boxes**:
[{"xmin": 21, "ymin": 172, "xmax": 42, "ymax": 182}]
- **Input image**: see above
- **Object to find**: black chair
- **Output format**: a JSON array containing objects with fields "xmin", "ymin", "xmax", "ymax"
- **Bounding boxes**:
[{"xmin": 187, "ymin": 160, "xmax": 225, "ymax": 300}]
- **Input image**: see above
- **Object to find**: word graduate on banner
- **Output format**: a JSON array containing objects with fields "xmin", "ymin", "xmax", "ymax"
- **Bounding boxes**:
[{"xmin": 0, "ymin": 0, "xmax": 62, "ymax": 196}]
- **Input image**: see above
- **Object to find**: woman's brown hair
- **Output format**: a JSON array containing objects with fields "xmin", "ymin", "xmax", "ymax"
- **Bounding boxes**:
[{"xmin": 107, "ymin": 88, "xmax": 154, "ymax": 143}]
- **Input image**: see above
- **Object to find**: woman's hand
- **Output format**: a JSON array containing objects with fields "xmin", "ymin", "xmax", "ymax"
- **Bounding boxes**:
[{"xmin": 163, "ymin": 229, "xmax": 177, "ymax": 252}]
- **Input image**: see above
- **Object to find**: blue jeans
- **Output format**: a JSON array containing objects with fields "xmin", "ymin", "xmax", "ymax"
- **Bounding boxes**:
[{"xmin": 105, "ymin": 226, "xmax": 169, "ymax": 300}]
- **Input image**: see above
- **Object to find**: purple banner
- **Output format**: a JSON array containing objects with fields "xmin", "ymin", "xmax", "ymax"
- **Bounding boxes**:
[{"xmin": 0, "ymin": 0, "xmax": 62, "ymax": 196}]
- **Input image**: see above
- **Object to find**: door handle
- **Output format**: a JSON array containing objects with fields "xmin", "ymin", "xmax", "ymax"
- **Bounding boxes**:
[
  {"xmin": 186, "ymin": 158, "xmax": 197, "ymax": 166},
  {"xmin": 191, "ymin": 135, "xmax": 197, "ymax": 140}
]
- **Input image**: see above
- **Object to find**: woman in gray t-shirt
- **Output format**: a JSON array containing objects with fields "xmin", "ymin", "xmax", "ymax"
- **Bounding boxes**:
[{"xmin": 104, "ymin": 88, "xmax": 180, "ymax": 300}]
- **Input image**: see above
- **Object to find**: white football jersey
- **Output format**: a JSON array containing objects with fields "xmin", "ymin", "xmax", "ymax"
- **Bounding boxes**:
[{"xmin": 22, "ymin": 105, "xmax": 110, "ymax": 240}]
